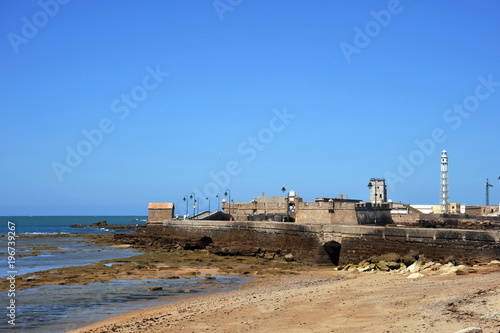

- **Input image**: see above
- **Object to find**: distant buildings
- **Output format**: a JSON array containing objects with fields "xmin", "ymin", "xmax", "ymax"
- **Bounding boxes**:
[{"xmin": 219, "ymin": 191, "xmax": 392, "ymax": 225}]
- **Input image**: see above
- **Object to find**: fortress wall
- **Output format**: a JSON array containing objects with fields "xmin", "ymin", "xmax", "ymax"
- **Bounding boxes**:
[
  {"xmin": 153, "ymin": 221, "xmax": 330, "ymax": 264},
  {"xmin": 391, "ymin": 214, "xmax": 419, "ymax": 225},
  {"xmin": 295, "ymin": 202, "xmax": 333, "ymax": 224},
  {"xmin": 337, "ymin": 227, "xmax": 500, "ymax": 265},
  {"xmin": 332, "ymin": 202, "xmax": 359, "ymax": 225},
  {"xmin": 149, "ymin": 221, "xmax": 500, "ymax": 265}
]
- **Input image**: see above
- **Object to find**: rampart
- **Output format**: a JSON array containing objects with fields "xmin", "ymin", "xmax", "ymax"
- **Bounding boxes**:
[{"xmin": 148, "ymin": 220, "xmax": 500, "ymax": 265}]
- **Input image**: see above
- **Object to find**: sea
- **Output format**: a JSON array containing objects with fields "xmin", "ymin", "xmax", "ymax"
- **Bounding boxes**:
[{"xmin": 0, "ymin": 216, "xmax": 251, "ymax": 332}]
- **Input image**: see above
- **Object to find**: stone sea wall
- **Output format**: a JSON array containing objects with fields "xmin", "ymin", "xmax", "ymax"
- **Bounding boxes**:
[{"xmin": 148, "ymin": 221, "xmax": 500, "ymax": 265}]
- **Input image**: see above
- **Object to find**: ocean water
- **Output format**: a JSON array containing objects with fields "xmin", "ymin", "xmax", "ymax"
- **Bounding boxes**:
[
  {"xmin": 3, "ymin": 275, "xmax": 251, "ymax": 332},
  {"xmin": 0, "ymin": 216, "xmax": 148, "ymax": 235},
  {"xmin": 0, "ymin": 216, "xmax": 252, "ymax": 332},
  {"xmin": 0, "ymin": 237, "xmax": 141, "ymax": 279}
]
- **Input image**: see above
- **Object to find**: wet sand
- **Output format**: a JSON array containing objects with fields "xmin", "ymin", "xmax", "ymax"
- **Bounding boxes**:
[{"xmin": 70, "ymin": 267, "xmax": 500, "ymax": 333}]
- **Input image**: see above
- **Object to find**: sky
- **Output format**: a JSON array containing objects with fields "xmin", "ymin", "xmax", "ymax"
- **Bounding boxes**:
[{"xmin": 1, "ymin": 0, "xmax": 500, "ymax": 216}]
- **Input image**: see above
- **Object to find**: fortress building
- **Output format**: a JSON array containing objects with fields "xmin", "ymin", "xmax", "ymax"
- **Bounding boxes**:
[
  {"xmin": 368, "ymin": 178, "xmax": 387, "ymax": 203},
  {"xmin": 148, "ymin": 203, "xmax": 175, "ymax": 222},
  {"xmin": 221, "ymin": 191, "xmax": 392, "ymax": 226}
]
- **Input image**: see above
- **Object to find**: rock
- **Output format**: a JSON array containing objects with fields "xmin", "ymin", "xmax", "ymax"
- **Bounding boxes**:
[
  {"xmin": 453, "ymin": 327, "xmax": 482, "ymax": 333},
  {"xmin": 342, "ymin": 264, "xmax": 357, "ymax": 271},
  {"xmin": 406, "ymin": 261, "xmax": 420, "ymax": 273},
  {"xmin": 263, "ymin": 252, "xmax": 275, "ymax": 260},
  {"xmin": 386, "ymin": 261, "xmax": 401, "ymax": 270},
  {"xmin": 370, "ymin": 253, "xmax": 401, "ymax": 264},
  {"xmin": 375, "ymin": 261, "xmax": 390, "ymax": 272},
  {"xmin": 148, "ymin": 286, "xmax": 162, "ymax": 291},
  {"xmin": 488, "ymin": 260, "xmax": 500, "ymax": 265},
  {"xmin": 284, "ymin": 253, "xmax": 295, "ymax": 262},
  {"xmin": 400, "ymin": 252, "xmax": 419, "ymax": 266},
  {"xmin": 90, "ymin": 221, "xmax": 108, "ymax": 227},
  {"xmin": 196, "ymin": 236, "xmax": 213, "ymax": 248},
  {"xmin": 420, "ymin": 261, "xmax": 436, "ymax": 270},
  {"xmin": 407, "ymin": 273, "xmax": 425, "ymax": 279},
  {"xmin": 357, "ymin": 266, "xmax": 372, "ymax": 272},
  {"xmin": 481, "ymin": 311, "xmax": 500, "ymax": 319},
  {"xmin": 455, "ymin": 269, "xmax": 469, "ymax": 275},
  {"xmin": 358, "ymin": 260, "xmax": 370, "ymax": 268},
  {"xmin": 70, "ymin": 224, "xmax": 85, "ymax": 228},
  {"xmin": 211, "ymin": 245, "xmax": 261, "ymax": 256}
]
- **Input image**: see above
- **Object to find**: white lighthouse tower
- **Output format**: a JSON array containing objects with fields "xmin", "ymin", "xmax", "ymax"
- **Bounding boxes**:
[{"xmin": 440, "ymin": 149, "xmax": 449, "ymax": 213}]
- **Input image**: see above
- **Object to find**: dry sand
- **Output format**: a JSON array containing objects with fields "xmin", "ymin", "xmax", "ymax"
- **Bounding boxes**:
[{"xmin": 70, "ymin": 268, "xmax": 500, "ymax": 333}]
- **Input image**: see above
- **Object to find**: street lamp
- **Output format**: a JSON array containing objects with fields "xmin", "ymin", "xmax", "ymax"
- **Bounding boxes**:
[
  {"xmin": 190, "ymin": 193, "xmax": 196, "ymax": 217},
  {"xmin": 367, "ymin": 181, "xmax": 377, "ymax": 225},
  {"xmin": 216, "ymin": 194, "xmax": 220, "ymax": 211},
  {"xmin": 206, "ymin": 197, "xmax": 211, "ymax": 212},
  {"xmin": 183, "ymin": 195, "xmax": 188, "ymax": 218},
  {"xmin": 224, "ymin": 189, "xmax": 231, "ymax": 214}
]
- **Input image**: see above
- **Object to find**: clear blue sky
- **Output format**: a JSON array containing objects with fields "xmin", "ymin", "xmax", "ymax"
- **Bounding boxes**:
[{"xmin": 2, "ymin": 1, "xmax": 500, "ymax": 215}]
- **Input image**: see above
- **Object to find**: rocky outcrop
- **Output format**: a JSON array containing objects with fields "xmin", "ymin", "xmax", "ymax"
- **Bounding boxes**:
[
  {"xmin": 112, "ymin": 233, "xmax": 295, "ymax": 262},
  {"xmin": 90, "ymin": 221, "xmax": 108, "ymax": 227},
  {"xmin": 336, "ymin": 252, "xmax": 492, "ymax": 277},
  {"xmin": 71, "ymin": 222, "xmax": 145, "ymax": 231}
]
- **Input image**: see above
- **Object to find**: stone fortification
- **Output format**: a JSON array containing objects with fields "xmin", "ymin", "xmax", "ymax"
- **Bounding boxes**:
[
  {"xmin": 148, "ymin": 203, "xmax": 174, "ymax": 222},
  {"xmin": 149, "ymin": 220, "xmax": 500, "ymax": 266},
  {"xmin": 391, "ymin": 213, "xmax": 500, "ymax": 229},
  {"xmin": 221, "ymin": 194, "xmax": 392, "ymax": 225}
]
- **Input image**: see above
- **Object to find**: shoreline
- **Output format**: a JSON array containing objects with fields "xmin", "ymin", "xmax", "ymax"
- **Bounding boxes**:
[{"xmin": 70, "ymin": 269, "xmax": 500, "ymax": 333}]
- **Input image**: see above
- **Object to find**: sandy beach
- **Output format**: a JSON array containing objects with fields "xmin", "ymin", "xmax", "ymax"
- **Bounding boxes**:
[{"xmin": 71, "ymin": 266, "xmax": 500, "ymax": 333}]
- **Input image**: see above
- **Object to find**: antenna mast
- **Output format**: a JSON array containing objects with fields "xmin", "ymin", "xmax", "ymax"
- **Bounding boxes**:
[{"xmin": 440, "ymin": 150, "xmax": 449, "ymax": 213}]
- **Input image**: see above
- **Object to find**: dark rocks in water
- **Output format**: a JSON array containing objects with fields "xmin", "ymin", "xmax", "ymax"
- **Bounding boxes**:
[
  {"xmin": 70, "ymin": 221, "xmax": 107, "ymax": 228},
  {"xmin": 70, "ymin": 221, "xmax": 144, "ymax": 231},
  {"xmin": 90, "ymin": 221, "xmax": 108, "ymax": 227},
  {"xmin": 148, "ymin": 286, "xmax": 163, "ymax": 291}
]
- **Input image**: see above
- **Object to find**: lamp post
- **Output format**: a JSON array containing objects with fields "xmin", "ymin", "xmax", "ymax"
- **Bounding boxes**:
[
  {"xmin": 190, "ymin": 193, "xmax": 196, "ymax": 217},
  {"xmin": 216, "ymin": 194, "xmax": 220, "ymax": 211},
  {"xmin": 486, "ymin": 178, "xmax": 493, "ymax": 206},
  {"xmin": 224, "ymin": 189, "xmax": 231, "ymax": 214},
  {"xmin": 367, "ymin": 181, "xmax": 377, "ymax": 225},
  {"xmin": 183, "ymin": 195, "xmax": 188, "ymax": 218},
  {"xmin": 281, "ymin": 186, "xmax": 289, "ymax": 222},
  {"xmin": 206, "ymin": 197, "xmax": 211, "ymax": 212}
]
